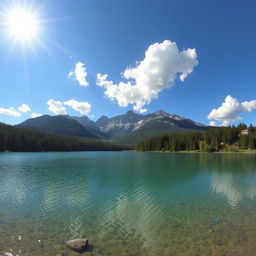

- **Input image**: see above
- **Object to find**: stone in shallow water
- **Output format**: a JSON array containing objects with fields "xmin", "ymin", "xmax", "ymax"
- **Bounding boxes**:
[
  {"xmin": 65, "ymin": 238, "xmax": 88, "ymax": 252},
  {"xmin": 3, "ymin": 253, "xmax": 13, "ymax": 256},
  {"xmin": 214, "ymin": 217, "xmax": 221, "ymax": 223}
]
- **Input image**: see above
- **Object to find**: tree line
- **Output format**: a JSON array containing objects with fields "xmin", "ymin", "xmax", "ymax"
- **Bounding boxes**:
[
  {"xmin": 0, "ymin": 123, "xmax": 126, "ymax": 152},
  {"xmin": 135, "ymin": 124, "xmax": 256, "ymax": 152}
]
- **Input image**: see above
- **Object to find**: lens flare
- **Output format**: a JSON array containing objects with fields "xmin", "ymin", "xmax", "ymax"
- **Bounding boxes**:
[{"xmin": 5, "ymin": 7, "xmax": 39, "ymax": 41}]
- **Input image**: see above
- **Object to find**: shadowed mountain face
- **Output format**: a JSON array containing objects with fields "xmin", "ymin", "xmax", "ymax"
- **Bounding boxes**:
[
  {"xmin": 17, "ymin": 110, "xmax": 207, "ymax": 143},
  {"xmin": 17, "ymin": 115, "xmax": 101, "ymax": 139},
  {"xmin": 66, "ymin": 116, "xmax": 109, "ymax": 139}
]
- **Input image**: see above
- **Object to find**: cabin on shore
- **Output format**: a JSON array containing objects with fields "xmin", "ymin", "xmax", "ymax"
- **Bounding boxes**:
[{"xmin": 241, "ymin": 129, "xmax": 249, "ymax": 135}]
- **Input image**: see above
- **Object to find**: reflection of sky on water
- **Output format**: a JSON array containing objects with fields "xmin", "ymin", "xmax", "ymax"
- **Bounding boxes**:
[
  {"xmin": 0, "ymin": 170, "xmax": 27, "ymax": 208},
  {"xmin": 65, "ymin": 215, "xmax": 84, "ymax": 239},
  {"xmin": 211, "ymin": 172, "xmax": 256, "ymax": 208},
  {"xmin": 41, "ymin": 184, "xmax": 59, "ymax": 215},
  {"xmin": 98, "ymin": 192, "xmax": 156, "ymax": 247},
  {"xmin": 12, "ymin": 182, "xmax": 27, "ymax": 208},
  {"xmin": 2, "ymin": 152, "xmax": 256, "ymax": 256}
]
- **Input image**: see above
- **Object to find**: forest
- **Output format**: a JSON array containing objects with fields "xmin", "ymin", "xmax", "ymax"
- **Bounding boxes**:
[
  {"xmin": 135, "ymin": 124, "xmax": 256, "ymax": 152},
  {"xmin": 1, "ymin": 122, "xmax": 256, "ymax": 153},
  {"xmin": 0, "ymin": 123, "xmax": 125, "ymax": 152}
]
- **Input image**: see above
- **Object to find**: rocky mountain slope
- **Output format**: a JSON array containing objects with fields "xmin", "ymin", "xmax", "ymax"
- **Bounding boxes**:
[{"xmin": 18, "ymin": 110, "xmax": 207, "ymax": 144}]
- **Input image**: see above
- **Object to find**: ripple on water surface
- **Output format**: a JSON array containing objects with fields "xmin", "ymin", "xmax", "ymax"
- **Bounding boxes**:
[{"xmin": 1, "ymin": 152, "xmax": 256, "ymax": 255}]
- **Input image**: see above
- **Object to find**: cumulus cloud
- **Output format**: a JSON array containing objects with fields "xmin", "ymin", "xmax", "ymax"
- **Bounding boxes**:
[
  {"xmin": 0, "ymin": 103, "xmax": 32, "ymax": 117},
  {"xmin": 0, "ymin": 107, "xmax": 21, "ymax": 117},
  {"xmin": 96, "ymin": 73, "xmax": 113, "ymax": 87},
  {"xmin": 208, "ymin": 95, "xmax": 256, "ymax": 126},
  {"xmin": 31, "ymin": 113, "xmax": 42, "ymax": 118},
  {"xmin": 96, "ymin": 40, "xmax": 198, "ymax": 113},
  {"xmin": 18, "ymin": 104, "xmax": 31, "ymax": 113},
  {"xmin": 69, "ymin": 61, "xmax": 89, "ymax": 86},
  {"xmin": 47, "ymin": 99, "xmax": 67, "ymax": 115},
  {"xmin": 64, "ymin": 99, "xmax": 91, "ymax": 115},
  {"xmin": 209, "ymin": 121, "xmax": 217, "ymax": 126}
]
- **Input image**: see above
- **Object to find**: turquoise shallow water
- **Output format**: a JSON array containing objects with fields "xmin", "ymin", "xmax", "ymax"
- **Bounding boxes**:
[{"xmin": 0, "ymin": 152, "xmax": 256, "ymax": 256}]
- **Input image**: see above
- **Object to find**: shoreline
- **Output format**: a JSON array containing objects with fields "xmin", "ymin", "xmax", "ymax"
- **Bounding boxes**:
[{"xmin": 138, "ymin": 150, "xmax": 256, "ymax": 154}]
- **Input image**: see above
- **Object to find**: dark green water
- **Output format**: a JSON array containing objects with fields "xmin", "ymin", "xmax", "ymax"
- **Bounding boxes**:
[{"xmin": 0, "ymin": 152, "xmax": 256, "ymax": 256}]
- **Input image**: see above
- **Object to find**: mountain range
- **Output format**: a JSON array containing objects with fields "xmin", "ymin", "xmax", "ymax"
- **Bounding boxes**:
[{"xmin": 17, "ymin": 110, "xmax": 208, "ymax": 144}]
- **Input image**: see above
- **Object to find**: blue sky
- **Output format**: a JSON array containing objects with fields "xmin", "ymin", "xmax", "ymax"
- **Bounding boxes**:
[{"xmin": 0, "ymin": 0, "xmax": 256, "ymax": 126}]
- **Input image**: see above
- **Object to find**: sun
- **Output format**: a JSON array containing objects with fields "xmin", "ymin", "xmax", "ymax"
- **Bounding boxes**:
[
  {"xmin": 5, "ymin": 7, "xmax": 39, "ymax": 41},
  {"xmin": 1, "ymin": 3, "xmax": 68, "ymax": 58}
]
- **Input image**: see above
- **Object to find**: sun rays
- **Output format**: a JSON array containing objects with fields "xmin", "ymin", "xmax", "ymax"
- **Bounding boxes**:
[{"xmin": 5, "ymin": 7, "xmax": 39, "ymax": 42}]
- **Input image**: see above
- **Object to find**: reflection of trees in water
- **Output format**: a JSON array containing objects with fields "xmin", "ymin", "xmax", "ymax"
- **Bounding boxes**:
[
  {"xmin": 198, "ymin": 153, "xmax": 256, "ymax": 174},
  {"xmin": 205, "ymin": 153, "xmax": 256, "ymax": 207}
]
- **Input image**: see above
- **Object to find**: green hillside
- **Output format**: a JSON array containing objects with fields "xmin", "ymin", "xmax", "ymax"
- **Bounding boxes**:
[
  {"xmin": 0, "ymin": 123, "xmax": 125, "ymax": 152},
  {"xmin": 18, "ymin": 115, "xmax": 100, "ymax": 139}
]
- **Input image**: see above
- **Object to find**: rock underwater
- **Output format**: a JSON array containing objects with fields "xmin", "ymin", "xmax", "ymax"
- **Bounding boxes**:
[
  {"xmin": 65, "ymin": 238, "xmax": 89, "ymax": 252},
  {"xmin": 2, "ymin": 253, "xmax": 13, "ymax": 256}
]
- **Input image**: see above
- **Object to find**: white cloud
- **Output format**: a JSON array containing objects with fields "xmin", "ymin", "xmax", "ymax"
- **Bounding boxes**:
[
  {"xmin": 31, "ymin": 113, "xmax": 42, "ymax": 118},
  {"xmin": 96, "ymin": 40, "xmax": 198, "ymax": 113},
  {"xmin": 18, "ymin": 104, "xmax": 31, "ymax": 113},
  {"xmin": 242, "ymin": 100, "xmax": 256, "ymax": 112},
  {"xmin": 69, "ymin": 61, "xmax": 89, "ymax": 86},
  {"xmin": 47, "ymin": 99, "xmax": 67, "ymax": 115},
  {"xmin": 64, "ymin": 99, "xmax": 91, "ymax": 115},
  {"xmin": 96, "ymin": 73, "xmax": 113, "ymax": 87},
  {"xmin": 209, "ymin": 121, "xmax": 217, "ymax": 126},
  {"xmin": 0, "ymin": 107, "xmax": 21, "ymax": 117},
  {"xmin": 208, "ymin": 95, "xmax": 256, "ymax": 126}
]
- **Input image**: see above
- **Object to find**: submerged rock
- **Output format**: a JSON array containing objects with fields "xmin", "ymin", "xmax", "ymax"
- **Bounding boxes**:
[
  {"xmin": 3, "ymin": 253, "xmax": 13, "ymax": 256},
  {"xmin": 65, "ymin": 238, "xmax": 89, "ymax": 252},
  {"xmin": 214, "ymin": 217, "xmax": 221, "ymax": 223}
]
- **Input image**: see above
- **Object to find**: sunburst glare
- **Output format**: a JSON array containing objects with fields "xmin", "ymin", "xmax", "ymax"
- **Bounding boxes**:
[
  {"xmin": 6, "ymin": 7, "xmax": 38, "ymax": 41},
  {"xmin": 2, "ymin": 3, "xmax": 41, "ymax": 45},
  {"xmin": 0, "ymin": 2, "xmax": 73, "ymax": 61}
]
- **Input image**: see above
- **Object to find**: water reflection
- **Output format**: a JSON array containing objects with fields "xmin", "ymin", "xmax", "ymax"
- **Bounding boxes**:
[
  {"xmin": 65, "ymin": 215, "xmax": 84, "ymax": 239},
  {"xmin": 211, "ymin": 172, "xmax": 256, "ymax": 207},
  {"xmin": 1, "ymin": 152, "xmax": 256, "ymax": 256},
  {"xmin": 198, "ymin": 153, "xmax": 256, "ymax": 208},
  {"xmin": 12, "ymin": 182, "xmax": 27, "ymax": 208},
  {"xmin": 41, "ymin": 184, "xmax": 59, "ymax": 215}
]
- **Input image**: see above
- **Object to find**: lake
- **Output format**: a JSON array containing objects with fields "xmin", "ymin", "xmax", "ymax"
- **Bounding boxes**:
[{"xmin": 0, "ymin": 152, "xmax": 256, "ymax": 256}]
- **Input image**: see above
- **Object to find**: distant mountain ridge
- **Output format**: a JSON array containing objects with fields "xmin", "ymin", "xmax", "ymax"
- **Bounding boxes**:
[
  {"xmin": 95, "ymin": 110, "xmax": 144, "ymax": 138},
  {"xmin": 66, "ymin": 115, "xmax": 109, "ymax": 139},
  {"xmin": 17, "ymin": 115, "xmax": 100, "ymax": 139},
  {"xmin": 17, "ymin": 110, "xmax": 208, "ymax": 144}
]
